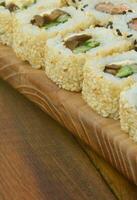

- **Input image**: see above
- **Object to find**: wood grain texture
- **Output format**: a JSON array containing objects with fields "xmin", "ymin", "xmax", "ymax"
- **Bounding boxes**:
[
  {"xmin": 78, "ymin": 142, "xmax": 137, "ymax": 200},
  {"xmin": 0, "ymin": 79, "xmax": 116, "ymax": 200},
  {"xmin": 0, "ymin": 45, "xmax": 137, "ymax": 185}
]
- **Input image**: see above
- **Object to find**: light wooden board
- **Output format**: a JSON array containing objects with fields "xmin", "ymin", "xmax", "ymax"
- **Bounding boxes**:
[{"xmin": 0, "ymin": 45, "xmax": 137, "ymax": 185}]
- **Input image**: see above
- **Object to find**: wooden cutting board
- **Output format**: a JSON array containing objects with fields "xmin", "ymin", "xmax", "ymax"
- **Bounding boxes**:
[{"xmin": 0, "ymin": 44, "xmax": 137, "ymax": 185}]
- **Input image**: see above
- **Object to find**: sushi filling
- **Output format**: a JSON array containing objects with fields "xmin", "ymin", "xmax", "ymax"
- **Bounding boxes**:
[
  {"xmin": 0, "ymin": 0, "xmax": 36, "ymax": 12},
  {"xmin": 95, "ymin": 2, "xmax": 130, "ymax": 15},
  {"xmin": 64, "ymin": 34, "xmax": 100, "ymax": 54},
  {"xmin": 104, "ymin": 61, "xmax": 137, "ymax": 78},
  {"xmin": 31, "ymin": 9, "xmax": 71, "ymax": 29},
  {"xmin": 128, "ymin": 18, "xmax": 137, "ymax": 31},
  {"xmin": 0, "ymin": 0, "xmax": 5, "ymax": 6},
  {"xmin": 0, "ymin": 1, "xmax": 18, "ymax": 11}
]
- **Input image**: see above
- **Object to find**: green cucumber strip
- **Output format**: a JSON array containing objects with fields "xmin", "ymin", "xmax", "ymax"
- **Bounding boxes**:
[
  {"xmin": 73, "ymin": 40, "xmax": 100, "ymax": 54},
  {"xmin": 73, "ymin": 45, "xmax": 93, "ymax": 54},
  {"xmin": 45, "ymin": 21, "xmax": 60, "ymax": 29},
  {"xmin": 44, "ymin": 14, "xmax": 70, "ymax": 30},
  {"xmin": 128, "ymin": 64, "xmax": 137, "ymax": 73},
  {"xmin": 116, "ymin": 66, "xmax": 134, "ymax": 78},
  {"xmin": 86, "ymin": 40, "xmax": 100, "ymax": 48},
  {"xmin": 57, "ymin": 14, "xmax": 70, "ymax": 23}
]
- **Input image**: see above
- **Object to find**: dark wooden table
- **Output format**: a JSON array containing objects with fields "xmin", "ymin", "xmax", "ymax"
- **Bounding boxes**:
[{"xmin": 0, "ymin": 79, "xmax": 137, "ymax": 200}]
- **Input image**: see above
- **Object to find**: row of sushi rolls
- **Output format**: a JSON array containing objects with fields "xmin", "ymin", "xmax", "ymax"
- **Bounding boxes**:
[{"xmin": 1, "ymin": 0, "xmax": 137, "ymax": 141}]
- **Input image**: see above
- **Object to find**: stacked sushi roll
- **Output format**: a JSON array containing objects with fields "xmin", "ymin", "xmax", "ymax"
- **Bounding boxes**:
[
  {"xmin": 120, "ymin": 83, "xmax": 137, "ymax": 141},
  {"xmin": 82, "ymin": 50, "xmax": 137, "ymax": 119},
  {"xmin": 0, "ymin": 0, "xmax": 37, "ymax": 46},
  {"xmin": 45, "ymin": 27, "xmax": 132, "ymax": 91},
  {"xmin": 13, "ymin": 6, "xmax": 94, "ymax": 69},
  {"xmin": 1, "ymin": 0, "xmax": 137, "ymax": 140},
  {"xmin": 0, "ymin": 0, "xmax": 67, "ymax": 46}
]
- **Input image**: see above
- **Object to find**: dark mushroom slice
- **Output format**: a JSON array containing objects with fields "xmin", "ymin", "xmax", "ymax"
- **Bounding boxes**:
[
  {"xmin": 0, "ymin": 1, "xmax": 19, "ymax": 12},
  {"xmin": 104, "ymin": 64, "xmax": 121, "ymax": 75},
  {"xmin": 31, "ymin": 15, "xmax": 45, "ymax": 27},
  {"xmin": 128, "ymin": 18, "xmax": 137, "ymax": 31},
  {"xmin": 0, "ymin": 1, "xmax": 5, "ymax": 7},
  {"xmin": 65, "ymin": 34, "xmax": 92, "ymax": 50},
  {"xmin": 44, "ymin": 9, "xmax": 70, "ymax": 22},
  {"xmin": 64, "ymin": 34, "xmax": 100, "ymax": 54},
  {"xmin": 95, "ymin": 2, "xmax": 130, "ymax": 15},
  {"xmin": 4, "ymin": 0, "xmax": 37, "ymax": 11},
  {"xmin": 5, "ymin": 3, "xmax": 19, "ymax": 12},
  {"xmin": 104, "ymin": 63, "xmax": 137, "ymax": 78},
  {"xmin": 31, "ymin": 9, "xmax": 71, "ymax": 29}
]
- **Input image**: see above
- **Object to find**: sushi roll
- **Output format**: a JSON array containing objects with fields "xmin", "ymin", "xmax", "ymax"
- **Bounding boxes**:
[
  {"xmin": 13, "ymin": 6, "xmax": 94, "ymax": 69},
  {"xmin": 0, "ymin": 0, "xmax": 66, "ymax": 46},
  {"xmin": 79, "ymin": 0, "xmax": 137, "ymax": 26},
  {"xmin": 82, "ymin": 50, "xmax": 137, "ymax": 120},
  {"xmin": 0, "ymin": 0, "xmax": 38, "ymax": 46},
  {"xmin": 45, "ymin": 27, "xmax": 132, "ymax": 92},
  {"xmin": 120, "ymin": 83, "xmax": 137, "ymax": 142}
]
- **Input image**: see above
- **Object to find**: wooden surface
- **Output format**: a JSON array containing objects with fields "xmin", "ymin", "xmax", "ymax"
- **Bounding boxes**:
[
  {"xmin": 1, "ymin": 79, "xmax": 137, "ymax": 200},
  {"xmin": 0, "ymin": 79, "xmax": 116, "ymax": 200},
  {"xmin": 79, "ymin": 143, "xmax": 137, "ymax": 200},
  {"xmin": 0, "ymin": 45, "xmax": 137, "ymax": 186}
]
